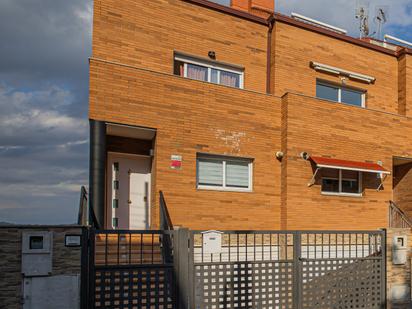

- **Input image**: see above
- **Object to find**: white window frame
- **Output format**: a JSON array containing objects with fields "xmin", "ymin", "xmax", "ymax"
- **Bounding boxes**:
[
  {"xmin": 175, "ymin": 55, "xmax": 244, "ymax": 89},
  {"xmin": 196, "ymin": 155, "xmax": 253, "ymax": 192},
  {"xmin": 317, "ymin": 81, "xmax": 366, "ymax": 108},
  {"xmin": 321, "ymin": 169, "xmax": 363, "ymax": 197}
]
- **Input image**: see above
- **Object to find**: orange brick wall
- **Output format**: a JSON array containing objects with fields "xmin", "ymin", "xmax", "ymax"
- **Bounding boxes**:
[
  {"xmin": 90, "ymin": 0, "xmax": 412, "ymax": 230},
  {"xmin": 407, "ymin": 55, "xmax": 412, "ymax": 117},
  {"xmin": 92, "ymin": 0, "xmax": 269, "ymax": 93},
  {"xmin": 273, "ymin": 22, "xmax": 399, "ymax": 114},
  {"xmin": 281, "ymin": 93, "xmax": 412, "ymax": 230},
  {"xmin": 398, "ymin": 54, "xmax": 412, "ymax": 117},
  {"xmin": 90, "ymin": 60, "xmax": 282, "ymax": 230},
  {"xmin": 90, "ymin": 59, "xmax": 412, "ymax": 230}
]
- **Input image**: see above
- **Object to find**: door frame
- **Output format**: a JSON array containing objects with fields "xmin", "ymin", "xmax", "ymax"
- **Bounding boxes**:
[{"xmin": 106, "ymin": 151, "xmax": 153, "ymax": 229}]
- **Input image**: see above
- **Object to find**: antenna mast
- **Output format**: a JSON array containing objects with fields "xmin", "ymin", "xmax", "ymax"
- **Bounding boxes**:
[
  {"xmin": 355, "ymin": 1, "xmax": 370, "ymax": 39},
  {"xmin": 373, "ymin": 6, "xmax": 388, "ymax": 40}
]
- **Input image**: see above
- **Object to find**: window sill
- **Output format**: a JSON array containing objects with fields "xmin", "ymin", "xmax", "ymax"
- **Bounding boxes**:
[
  {"xmin": 182, "ymin": 76, "xmax": 244, "ymax": 90},
  {"xmin": 321, "ymin": 191, "xmax": 363, "ymax": 198},
  {"xmin": 197, "ymin": 186, "xmax": 252, "ymax": 193},
  {"xmin": 316, "ymin": 97, "xmax": 365, "ymax": 109}
]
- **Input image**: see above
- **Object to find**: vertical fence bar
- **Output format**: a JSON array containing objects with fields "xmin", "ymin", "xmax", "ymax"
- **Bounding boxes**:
[
  {"xmin": 117, "ymin": 233, "xmax": 120, "ymax": 265},
  {"xmin": 381, "ymin": 229, "xmax": 387, "ymax": 308},
  {"xmin": 105, "ymin": 233, "xmax": 108, "ymax": 265},
  {"xmin": 188, "ymin": 231, "xmax": 196, "ymax": 309},
  {"xmin": 140, "ymin": 234, "xmax": 143, "ymax": 264},
  {"xmin": 80, "ymin": 227, "xmax": 89, "ymax": 309},
  {"xmin": 129, "ymin": 234, "xmax": 132, "ymax": 264},
  {"xmin": 175, "ymin": 228, "xmax": 190, "ymax": 309},
  {"xmin": 293, "ymin": 232, "xmax": 302, "ymax": 309},
  {"xmin": 88, "ymin": 228, "xmax": 96, "ymax": 309}
]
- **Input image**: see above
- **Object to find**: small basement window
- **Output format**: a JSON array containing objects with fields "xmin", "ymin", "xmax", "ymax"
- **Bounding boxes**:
[
  {"xmin": 321, "ymin": 168, "xmax": 362, "ymax": 196},
  {"xmin": 174, "ymin": 54, "xmax": 244, "ymax": 89},
  {"xmin": 316, "ymin": 81, "xmax": 365, "ymax": 107},
  {"xmin": 29, "ymin": 236, "xmax": 44, "ymax": 250},
  {"xmin": 197, "ymin": 154, "xmax": 253, "ymax": 191}
]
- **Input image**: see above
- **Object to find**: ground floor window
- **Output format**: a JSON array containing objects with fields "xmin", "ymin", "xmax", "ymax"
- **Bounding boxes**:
[
  {"xmin": 321, "ymin": 168, "xmax": 362, "ymax": 196},
  {"xmin": 197, "ymin": 154, "xmax": 253, "ymax": 191}
]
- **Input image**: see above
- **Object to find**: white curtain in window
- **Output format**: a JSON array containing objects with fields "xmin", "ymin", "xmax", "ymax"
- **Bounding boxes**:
[
  {"xmin": 187, "ymin": 63, "xmax": 208, "ymax": 81},
  {"xmin": 211, "ymin": 69, "xmax": 218, "ymax": 84},
  {"xmin": 226, "ymin": 161, "xmax": 249, "ymax": 188},
  {"xmin": 220, "ymin": 71, "xmax": 240, "ymax": 88},
  {"xmin": 198, "ymin": 159, "xmax": 223, "ymax": 186}
]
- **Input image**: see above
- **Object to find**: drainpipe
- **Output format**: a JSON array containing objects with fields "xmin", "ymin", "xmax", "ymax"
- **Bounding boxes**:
[
  {"xmin": 266, "ymin": 14, "xmax": 275, "ymax": 94},
  {"xmin": 89, "ymin": 120, "xmax": 106, "ymax": 228}
]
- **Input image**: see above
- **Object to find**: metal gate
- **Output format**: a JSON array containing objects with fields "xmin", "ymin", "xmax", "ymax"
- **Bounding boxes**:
[
  {"xmin": 191, "ymin": 230, "xmax": 386, "ymax": 309},
  {"xmin": 85, "ymin": 229, "xmax": 385, "ymax": 309},
  {"xmin": 87, "ymin": 229, "xmax": 177, "ymax": 309}
]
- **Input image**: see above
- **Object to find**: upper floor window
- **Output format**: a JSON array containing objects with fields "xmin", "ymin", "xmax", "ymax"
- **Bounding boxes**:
[
  {"xmin": 174, "ymin": 54, "xmax": 244, "ymax": 89},
  {"xmin": 196, "ymin": 154, "xmax": 253, "ymax": 192},
  {"xmin": 316, "ymin": 81, "xmax": 365, "ymax": 107}
]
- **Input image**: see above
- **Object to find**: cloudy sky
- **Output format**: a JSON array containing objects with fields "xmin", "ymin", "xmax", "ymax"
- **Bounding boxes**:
[{"xmin": 0, "ymin": 0, "xmax": 411, "ymax": 224}]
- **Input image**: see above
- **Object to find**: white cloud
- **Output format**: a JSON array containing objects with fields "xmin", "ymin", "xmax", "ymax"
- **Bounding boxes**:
[
  {"xmin": 0, "ymin": 0, "xmax": 91, "ymax": 224},
  {"xmin": 0, "ymin": 84, "xmax": 88, "ymax": 222},
  {"xmin": 1, "ymin": 110, "xmax": 86, "ymax": 133},
  {"xmin": 0, "ymin": 85, "xmax": 87, "ymax": 146},
  {"xmin": 0, "ymin": 180, "xmax": 82, "ymax": 199}
]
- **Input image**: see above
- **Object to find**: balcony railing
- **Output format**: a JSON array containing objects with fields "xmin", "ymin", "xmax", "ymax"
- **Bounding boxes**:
[
  {"xmin": 389, "ymin": 200, "xmax": 412, "ymax": 228},
  {"xmin": 159, "ymin": 191, "xmax": 174, "ymax": 231}
]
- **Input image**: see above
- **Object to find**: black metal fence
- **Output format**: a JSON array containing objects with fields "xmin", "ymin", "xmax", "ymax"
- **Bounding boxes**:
[
  {"xmin": 85, "ymin": 229, "xmax": 386, "ymax": 309},
  {"xmin": 89, "ymin": 229, "xmax": 176, "ymax": 309},
  {"xmin": 191, "ymin": 230, "xmax": 386, "ymax": 309}
]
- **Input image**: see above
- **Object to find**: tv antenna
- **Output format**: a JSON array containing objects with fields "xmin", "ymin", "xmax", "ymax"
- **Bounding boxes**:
[
  {"xmin": 355, "ymin": 1, "xmax": 370, "ymax": 39},
  {"xmin": 373, "ymin": 6, "xmax": 389, "ymax": 40}
]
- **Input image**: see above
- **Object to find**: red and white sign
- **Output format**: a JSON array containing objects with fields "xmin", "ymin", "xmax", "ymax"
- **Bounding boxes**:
[{"xmin": 170, "ymin": 155, "xmax": 182, "ymax": 170}]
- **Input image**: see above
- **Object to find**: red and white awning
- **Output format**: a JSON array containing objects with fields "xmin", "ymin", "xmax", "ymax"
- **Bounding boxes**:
[{"xmin": 310, "ymin": 156, "xmax": 390, "ymax": 174}]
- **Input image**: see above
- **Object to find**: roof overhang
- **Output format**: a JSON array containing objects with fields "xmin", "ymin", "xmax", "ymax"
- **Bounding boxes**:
[
  {"xmin": 106, "ymin": 123, "xmax": 156, "ymax": 140},
  {"xmin": 310, "ymin": 62, "xmax": 376, "ymax": 84},
  {"xmin": 310, "ymin": 156, "xmax": 390, "ymax": 175}
]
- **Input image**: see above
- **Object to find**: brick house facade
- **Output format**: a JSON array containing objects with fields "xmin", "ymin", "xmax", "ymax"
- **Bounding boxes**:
[{"xmin": 89, "ymin": 0, "xmax": 412, "ymax": 230}]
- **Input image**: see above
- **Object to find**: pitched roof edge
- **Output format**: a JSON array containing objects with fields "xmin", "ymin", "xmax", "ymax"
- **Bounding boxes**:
[
  {"xmin": 182, "ymin": 0, "xmax": 409, "ymax": 58},
  {"xmin": 273, "ymin": 13, "xmax": 397, "ymax": 57},
  {"xmin": 397, "ymin": 47, "xmax": 412, "ymax": 57}
]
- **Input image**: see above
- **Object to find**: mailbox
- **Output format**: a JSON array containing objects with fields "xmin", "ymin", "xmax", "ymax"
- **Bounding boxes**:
[
  {"xmin": 392, "ymin": 235, "xmax": 408, "ymax": 265},
  {"xmin": 22, "ymin": 231, "xmax": 53, "ymax": 276},
  {"xmin": 202, "ymin": 230, "xmax": 223, "ymax": 254}
]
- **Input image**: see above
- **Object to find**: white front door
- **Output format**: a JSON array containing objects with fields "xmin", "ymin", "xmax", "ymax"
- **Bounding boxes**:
[
  {"xmin": 107, "ymin": 153, "xmax": 151, "ymax": 230},
  {"xmin": 129, "ymin": 172, "xmax": 150, "ymax": 229}
]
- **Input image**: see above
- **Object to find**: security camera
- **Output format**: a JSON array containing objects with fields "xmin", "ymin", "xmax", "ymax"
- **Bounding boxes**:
[
  {"xmin": 275, "ymin": 151, "xmax": 284, "ymax": 160},
  {"xmin": 300, "ymin": 152, "xmax": 310, "ymax": 160}
]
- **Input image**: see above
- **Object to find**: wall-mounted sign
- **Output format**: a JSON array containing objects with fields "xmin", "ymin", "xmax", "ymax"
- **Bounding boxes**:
[
  {"xmin": 65, "ymin": 235, "xmax": 82, "ymax": 247},
  {"xmin": 202, "ymin": 230, "xmax": 223, "ymax": 254},
  {"xmin": 170, "ymin": 155, "xmax": 182, "ymax": 170}
]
